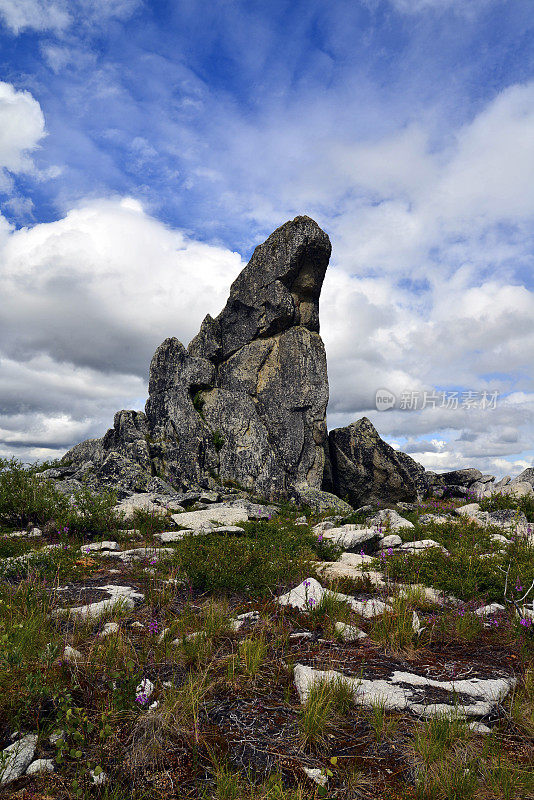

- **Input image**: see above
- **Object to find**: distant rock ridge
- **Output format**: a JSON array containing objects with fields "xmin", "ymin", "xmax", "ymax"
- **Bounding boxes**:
[{"xmin": 59, "ymin": 216, "xmax": 532, "ymax": 506}]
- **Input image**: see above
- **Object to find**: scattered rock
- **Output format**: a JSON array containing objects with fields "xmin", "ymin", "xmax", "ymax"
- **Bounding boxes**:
[
  {"xmin": 0, "ymin": 734, "xmax": 38, "ymax": 785},
  {"xmin": 303, "ymin": 767, "xmax": 327, "ymax": 786},
  {"xmin": 90, "ymin": 768, "xmax": 108, "ymax": 785},
  {"xmin": 99, "ymin": 622, "xmax": 119, "ymax": 637},
  {"xmin": 379, "ymin": 534, "xmax": 402, "ymax": 549},
  {"xmin": 294, "ymin": 663, "xmax": 515, "ymax": 717},
  {"xmin": 81, "ymin": 541, "xmax": 120, "ymax": 552},
  {"xmin": 367, "ymin": 509, "xmax": 414, "ymax": 531},
  {"xmin": 334, "ymin": 621, "xmax": 367, "ymax": 641},
  {"xmin": 419, "ymin": 513, "xmax": 450, "ymax": 525},
  {"xmin": 277, "ymin": 577, "xmax": 389, "ymax": 617},
  {"xmin": 154, "ymin": 530, "xmax": 194, "ymax": 542},
  {"xmin": 135, "ymin": 678, "xmax": 155, "ymax": 704},
  {"xmin": 320, "ymin": 526, "xmax": 381, "ymax": 553},
  {"xmin": 475, "ymin": 603, "xmax": 505, "ymax": 617},
  {"xmin": 399, "ymin": 539, "xmax": 448, "ymax": 554},
  {"xmin": 317, "ymin": 553, "xmax": 385, "ymax": 587},
  {"xmin": 455, "ymin": 503, "xmax": 481, "ymax": 518},
  {"xmin": 53, "ymin": 585, "xmax": 144, "ymax": 621},
  {"xmin": 26, "ymin": 758, "xmax": 54, "ymax": 776},
  {"xmin": 104, "ymin": 547, "xmax": 173, "ymax": 563},
  {"xmin": 171, "ymin": 507, "xmax": 248, "ymax": 529},
  {"xmin": 63, "ymin": 645, "xmax": 83, "ymax": 662}
]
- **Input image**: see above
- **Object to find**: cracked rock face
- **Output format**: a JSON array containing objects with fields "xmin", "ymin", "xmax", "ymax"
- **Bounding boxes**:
[
  {"xmin": 325, "ymin": 416, "xmax": 426, "ymax": 506},
  {"xmin": 63, "ymin": 216, "xmax": 331, "ymax": 499}
]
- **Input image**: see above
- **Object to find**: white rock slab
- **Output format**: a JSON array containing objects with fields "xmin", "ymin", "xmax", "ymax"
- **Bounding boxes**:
[
  {"xmin": 99, "ymin": 622, "xmax": 119, "ymax": 637},
  {"xmin": 53, "ymin": 585, "xmax": 144, "ymax": 621},
  {"xmin": 277, "ymin": 578, "xmax": 390, "ymax": 618},
  {"xmin": 81, "ymin": 541, "xmax": 120, "ymax": 552},
  {"xmin": 316, "ymin": 553, "xmax": 385, "ymax": 587},
  {"xmin": 63, "ymin": 645, "xmax": 82, "ymax": 662},
  {"xmin": 474, "ymin": 603, "xmax": 505, "ymax": 617},
  {"xmin": 399, "ymin": 539, "xmax": 448, "ymax": 554},
  {"xmin": 321, "ymin": 526, "xmax": 379, "ymax": 551},
  {"xmin": 293, "ymin": 663, "xmax": 515, "ymax": 717},
  {"xmin": 171, "ymin": 507, "xmax": 248, "ymax": 529},
  {"xmin": 456, "ymin": 503, "xmax": 481, "ymax": 518},
  {"xmin": 367, "ymin": 510, "xmax": 414, "ymax": 531},
  {"xmin": 104, "ymin": 547, "xmax": 174, "ymax": 563},
  {"xmin": 116, "ymin": 493, "xmax": 166, "ymax": 520},
  {"xmin": 303, "ymin": 767, "xmax": 327, "ymax": 786},
  {"xmin": 0, "ymin": 734, "xmax": 38, "ymax": 785},
  {"xmin": 155, "ymin": 530, "xmax": 194, "ymax": 542},
  {"xmin": 26, "ymin": 758, "xmax": 54, "ymax": 775},
  {"xmin": 379, "ymin": 534, "xmax": 402, "ymax": 548}
]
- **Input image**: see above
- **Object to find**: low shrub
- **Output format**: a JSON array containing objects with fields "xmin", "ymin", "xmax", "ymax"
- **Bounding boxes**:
[{"xmin": 172, "ymin": 520, "xmax": 320, "ymax": 595}]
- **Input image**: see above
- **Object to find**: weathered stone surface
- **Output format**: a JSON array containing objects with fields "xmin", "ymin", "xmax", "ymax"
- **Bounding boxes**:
[
  {"xmin": 26, "ymin": 759, "xmax": 54, "ymax": 776},
  {"xmin": 499, "ymin": 480, "xmax": 533, "ymax": 498},
  {"xmin": 294, "ymin": 663, "xmax": 515, "ymax": 718},
  {"xmin": 511, "ymin": 467, "xmax": 534, "ymax": 487},
  {"xmin": 172, "ymin": 506, "xmax": 248, "ymax": 529},
  {"xmin": 294, "ymin": 487, "xmax": 353, "ymax": 514},
  {"xmin": 52, "ymin": 585, "xmax": 144, "ymax": 621},
  {"xmin": 0, "ymin": 734, "xmax": 38, "ymax": 785},
  {"xmin": 437, "ymin": 468, "xmax": 483, "ymax": 486},
  {"xmin": 326, "ymin": 417, "xmax": 425, "ymax": 507},
  {"xmin": 367, "ymin": 509, "xmax": 414, "ymax": 531},
  {"xmin": 62, "ymin": 217, "xmax": 331, "ymax": 500},
  {"xmin": 321, "ymin": 526, "xmax": 381, "ymax": 553}
]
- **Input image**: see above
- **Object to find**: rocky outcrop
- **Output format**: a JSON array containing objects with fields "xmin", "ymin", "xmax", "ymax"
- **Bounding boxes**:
[
  {"xmin": 63, "ymin": 216, "xmax": 331, "ymax": 500},
  {"xmin": 325, "ymin": 417, "xmax": 426, "ymax": 507}
]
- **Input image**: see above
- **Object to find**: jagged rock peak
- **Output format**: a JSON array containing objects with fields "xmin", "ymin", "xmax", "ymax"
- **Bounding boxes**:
[
  {"xmin": 189, "ymin": 215, "xmax": 331, "ymax": 363},
  {"xmin": 63, "ymin": 216, "xmax": 332, "ymax": 500}
]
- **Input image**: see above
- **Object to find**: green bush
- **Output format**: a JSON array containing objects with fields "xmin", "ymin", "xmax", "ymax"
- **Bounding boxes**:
[
  {"xmin": 0, "ymin": 457, "xmax": 70, "ymax": 527},
  {"xmin": 172, "ymin": 520, "xmax": 320, "ymax": 595},
  {"xmin": 66, "ymin": 485, "xmax": 121, "ymax": 536},
  {"xmin": 0, "ymin": 458, "xmax": 121, "ymax": 536},
  {"xmin": 479, "ymin": 491, "xmax": 534, "ymax": 522}
]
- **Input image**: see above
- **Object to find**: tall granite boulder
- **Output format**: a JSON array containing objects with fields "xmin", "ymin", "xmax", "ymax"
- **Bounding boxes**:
[
  {"xmin": 63, "ymin": 216, "xmax": 332, "ymax": 499},
  {"xmin": 326, "ymin": 417, "xmax": 426, "ymax": 506}
]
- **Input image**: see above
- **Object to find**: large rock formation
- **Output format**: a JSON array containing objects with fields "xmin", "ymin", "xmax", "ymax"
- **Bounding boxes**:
[
  {"xmin": 63, "ymin": 216, "xmax": 331, "ymax": 499},
  {"xmin": 325, "ymin": 417, "xmax": 426, "ymax": 507}
]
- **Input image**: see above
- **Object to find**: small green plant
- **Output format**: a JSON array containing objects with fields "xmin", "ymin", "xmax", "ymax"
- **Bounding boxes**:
[
  {"xmin": 298, "ymin": 677, "xmax": 352, "ymax": 748},
  {"xmin": 367, "ymin": 698, "xmax": 398, "ymax": 743},
  {"xmin": 238, "ymin": 636, "xmax": 267, "ymax": 677},
  {"xmin": 413, "ymin": 712, "xmax": 470, "ymax": 764},
  {"xmin": 212, "ymin": 430, "xmax": 225, "ymax": 452},
  {"xmin": 192, "ymin": 390, "xmax": 205, "ymax": 416}
]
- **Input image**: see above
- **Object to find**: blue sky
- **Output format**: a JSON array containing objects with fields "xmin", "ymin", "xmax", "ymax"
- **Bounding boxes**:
[{"xmin": 0, "ymin": 0, "xmax": 533, "ymax": 475}]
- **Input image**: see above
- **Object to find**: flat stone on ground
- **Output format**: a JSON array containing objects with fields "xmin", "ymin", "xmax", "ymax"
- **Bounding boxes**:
[{"xmin": 171, "ymin": 506, "xmax": 248, "ymax": 529}]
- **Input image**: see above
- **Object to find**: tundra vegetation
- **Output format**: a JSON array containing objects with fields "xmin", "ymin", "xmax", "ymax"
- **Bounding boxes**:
[{"xmin": 0, "ymin": 456, "xmax": 532, "ymax": 799}]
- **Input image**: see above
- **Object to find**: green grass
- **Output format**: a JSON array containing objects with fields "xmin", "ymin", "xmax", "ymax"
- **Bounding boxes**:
[
  {"xmin": 377, "ymin": 521, "xmax": 534, "ymax": 603},
  {"xmin": 171, "ymin": 519, "xmax": 325, "ymax": 595}
]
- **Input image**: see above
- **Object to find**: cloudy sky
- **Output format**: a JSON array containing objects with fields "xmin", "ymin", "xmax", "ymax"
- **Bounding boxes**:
[{"xmin": 0, "ymin": 0, "xmax": 533, "ymax": 476}]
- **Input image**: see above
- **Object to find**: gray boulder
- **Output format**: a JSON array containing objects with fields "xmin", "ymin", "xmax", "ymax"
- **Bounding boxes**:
[
  {"xmin": 293, "ymin": 487, "xmax": 353, "ymax": 515},
  {"xmin": 326, "ymin": 417, "xmax": 425, "ymax": 507},
  {"xmin": 62, "ymin": 217, "xmax": 331, "ymax": 500},
  {"xmin": 437, "ymin": 468, "xmax": 483, "ymax": 486},
  {"xmin": 510, "ymin": 468, "xmax": 534, "ymax": 486}
]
